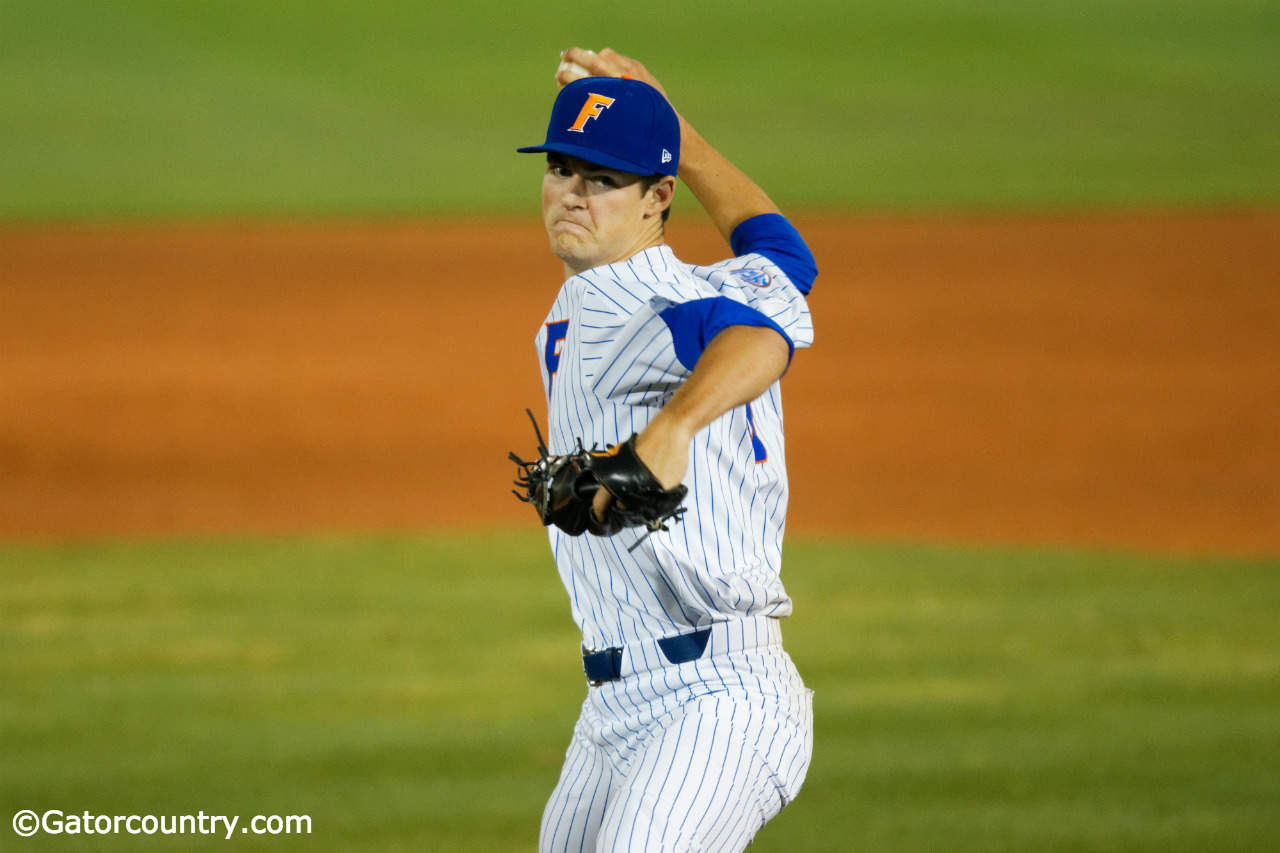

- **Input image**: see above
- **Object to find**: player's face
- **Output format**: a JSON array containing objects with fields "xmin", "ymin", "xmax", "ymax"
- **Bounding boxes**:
[{"xmin": 542, "ymin": 154, "xmax": 668, "ymax": 275}]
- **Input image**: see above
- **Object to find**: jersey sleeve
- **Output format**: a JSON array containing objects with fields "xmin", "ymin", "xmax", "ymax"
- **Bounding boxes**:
[
  {"xmin": 584, "ymin": 246, "xmax": 814, "ymax": 406},
  {"xmin": 686, "ymin": 247, "xmax": 815, "ymax": 360},
  {"xmin": 650, "ymin": 295, "xmax": 794, "ymax": 371},
  {"xmin": 728, "ymin": 213, "xmax": 818, "ymax": 294}
]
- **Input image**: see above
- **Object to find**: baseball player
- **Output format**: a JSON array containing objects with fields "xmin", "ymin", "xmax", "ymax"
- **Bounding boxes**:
[{"xmin": 512, "ymin": 47, "xmax": 817, "ymax": 852}]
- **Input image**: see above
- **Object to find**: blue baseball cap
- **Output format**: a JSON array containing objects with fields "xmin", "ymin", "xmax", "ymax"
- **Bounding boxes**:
[{"xmin": 517, "ymin": 77, "xmax": 680, "ymax": 177}]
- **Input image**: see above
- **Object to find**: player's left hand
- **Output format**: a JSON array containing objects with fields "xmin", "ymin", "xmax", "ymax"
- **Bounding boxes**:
[
  {"xmin": 590, "ymin": 419, "xmax": 690, "ymax": 523},
  {"xmin": 509, "ymin": 426, "xmax": 599, "ymax": 537},
  {"xmin": 583, "ymin": 434, "xmax": 688, "ymax": 543},
  {"xmin": 510, "ymin": 411, "xmax": 687, "ymax": 542}
]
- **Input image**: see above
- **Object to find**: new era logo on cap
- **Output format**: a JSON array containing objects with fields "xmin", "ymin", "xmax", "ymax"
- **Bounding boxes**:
[{"xmin": 517, "ymin": 77, "xmax": 681, "ymax": 177}]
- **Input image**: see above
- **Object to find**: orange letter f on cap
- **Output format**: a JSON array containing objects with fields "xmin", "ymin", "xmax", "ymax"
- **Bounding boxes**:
[{"xmin": 568, "ymin": 93, "xmax": 616, "ymax": 133}]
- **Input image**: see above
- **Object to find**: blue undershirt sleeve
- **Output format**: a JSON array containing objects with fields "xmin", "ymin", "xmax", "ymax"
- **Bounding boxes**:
[
  {"xmin": 655, "ymin": 296, "xmax": 794, "ymax": 372},
  {"xmin": 728, "ymin": 213, "xmax": 818, "ymax": 294}
]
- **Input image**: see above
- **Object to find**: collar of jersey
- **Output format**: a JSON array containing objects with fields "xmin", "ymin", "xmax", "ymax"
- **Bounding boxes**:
[{"xmin": 570, "ymin": 245, "xmax": 678, "ymax": 286}]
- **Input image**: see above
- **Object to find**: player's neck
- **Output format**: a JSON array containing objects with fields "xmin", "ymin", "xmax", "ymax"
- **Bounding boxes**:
[{"xmin": 562, "ymin": 234, "xmax": 667, "ymax": 280}]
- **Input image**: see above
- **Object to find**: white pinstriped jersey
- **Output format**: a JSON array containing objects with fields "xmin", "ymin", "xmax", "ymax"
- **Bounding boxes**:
[{"xmin": 535, "ymin": 244, "xmax": 814, "ymax": 652}]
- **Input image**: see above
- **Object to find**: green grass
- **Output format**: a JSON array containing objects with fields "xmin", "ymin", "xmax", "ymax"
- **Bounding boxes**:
[
  {"xmin": 2, "ymin": 532, "xmax": 1277, "ymax": 850},
  {"xmin": 1, "ymin": 0, "xmax": 1277, "ymax": 220}
]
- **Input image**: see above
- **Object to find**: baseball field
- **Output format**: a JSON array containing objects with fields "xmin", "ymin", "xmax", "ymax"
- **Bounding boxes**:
[{"xmin": 3, "ymin": 1, "xmax": 1278, "ymax": 851}]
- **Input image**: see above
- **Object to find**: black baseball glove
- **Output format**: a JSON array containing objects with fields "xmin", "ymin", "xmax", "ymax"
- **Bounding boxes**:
[{"xmin": 509, "ymin": 410, "xmax": 687, "ymax": 548}]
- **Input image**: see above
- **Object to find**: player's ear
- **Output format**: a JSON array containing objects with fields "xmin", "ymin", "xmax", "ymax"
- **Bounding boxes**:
[{"xmin": 644, "ymin": 176, "xmax": 676, "ymax": 219}]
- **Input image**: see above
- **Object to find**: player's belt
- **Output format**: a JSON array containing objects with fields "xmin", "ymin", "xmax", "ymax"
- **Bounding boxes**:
[
  {"xmin": 580, "ymin": 616, "xmax": 783, "ymax": 685},
  {"xmin": 581, "ymin": 646, "xmax": 626, "ymax": 685},
  {"xmin": 582, "ymin": 628, "xmax": 710, "ymax": 684}
]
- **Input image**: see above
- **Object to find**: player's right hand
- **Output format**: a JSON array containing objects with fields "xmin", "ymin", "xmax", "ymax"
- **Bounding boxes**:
[{"xmin": 556, "ymin": 47, "xmax": 669, "ymax": 99}]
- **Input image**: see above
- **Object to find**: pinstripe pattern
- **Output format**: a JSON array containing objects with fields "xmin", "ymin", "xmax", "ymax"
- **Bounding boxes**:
[
  {"xmin": 535, "ymin": 243, "xmax": 815, "ymax": 850},
  {"xmin": 535, "ymin": 246, "xmax": 813, "ymax": 649},
  {"xmin": 539, "ymin": 640, "xmax": 814, "ymax": 852}
]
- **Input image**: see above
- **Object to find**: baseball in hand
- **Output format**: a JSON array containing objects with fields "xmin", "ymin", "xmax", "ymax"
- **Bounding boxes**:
[{"xmin": 557, "ymin": 59, "xmax": 591, "ymax": 82}]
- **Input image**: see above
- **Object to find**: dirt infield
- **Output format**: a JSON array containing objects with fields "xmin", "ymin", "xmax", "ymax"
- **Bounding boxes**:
[{"xmin": 3, "ymin": 211, "xmax": 1276, "ymax": 555}]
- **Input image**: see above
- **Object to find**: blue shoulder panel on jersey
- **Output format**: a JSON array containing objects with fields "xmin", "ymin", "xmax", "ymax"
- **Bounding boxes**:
[
  {"xmin": 656, "ymin": 296, "xmax": 794, "ymax": 372},
  {"xmin": 728, "ymin": 213, "xmax": 818, "ymax": 294}
]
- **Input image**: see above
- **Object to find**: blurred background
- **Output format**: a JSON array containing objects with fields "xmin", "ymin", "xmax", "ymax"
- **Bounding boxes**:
[
  {"xmin": 3, "ymin": 0, "xmax": 1278, "ymax": 217},
  {"xmin": 2, "ymin": 1, "xmax": 1277, "ymax": 850}
]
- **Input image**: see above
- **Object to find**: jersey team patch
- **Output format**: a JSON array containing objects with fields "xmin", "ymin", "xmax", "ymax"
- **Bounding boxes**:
[{"xmin": 731, "ymin": 268, "xmax": 772, "ymax": 288}]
